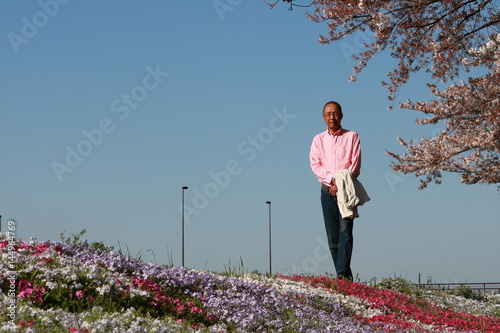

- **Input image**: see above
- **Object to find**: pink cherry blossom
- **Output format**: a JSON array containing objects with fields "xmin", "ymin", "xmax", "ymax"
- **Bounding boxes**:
[{"xmin": 276, "ymin": 0, "xmax": 499, "ymax": 188}]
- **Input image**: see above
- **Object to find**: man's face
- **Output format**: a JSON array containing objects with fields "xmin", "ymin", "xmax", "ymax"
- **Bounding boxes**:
[{"xmin": 323, "ymin": 103, "xmax": 343, "ymax": 133}]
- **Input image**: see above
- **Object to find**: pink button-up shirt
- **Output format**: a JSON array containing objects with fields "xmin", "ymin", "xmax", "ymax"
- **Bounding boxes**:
[{"xmin": 310, "ymin": 127, "xmax": 361, "ymax": 186}]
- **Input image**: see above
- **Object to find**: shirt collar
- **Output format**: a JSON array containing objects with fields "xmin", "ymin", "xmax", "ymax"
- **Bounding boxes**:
[{"xmin": 327, "ymin": 126, "xmax": 343, "ymax": 136}]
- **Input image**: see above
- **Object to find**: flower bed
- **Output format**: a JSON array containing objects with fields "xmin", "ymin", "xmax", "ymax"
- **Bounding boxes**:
[
  {"xmin": 280, "ymin": 275, "xmax": 500, "ymax": 332},
  {"xmin": 1, "ymin": 233, "xmax": 499, "ymax": 332}
]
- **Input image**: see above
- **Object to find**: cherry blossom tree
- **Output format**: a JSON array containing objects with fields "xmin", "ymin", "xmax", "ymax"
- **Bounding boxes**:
[{"xmin": 273, "ymin": 0, "xmax": 499, "ymax": 189}]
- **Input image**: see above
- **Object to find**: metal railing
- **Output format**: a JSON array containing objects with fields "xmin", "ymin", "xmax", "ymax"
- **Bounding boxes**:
[{"xmin": 419, "ymin": 282, "xmax": 500, "ymax": 294}]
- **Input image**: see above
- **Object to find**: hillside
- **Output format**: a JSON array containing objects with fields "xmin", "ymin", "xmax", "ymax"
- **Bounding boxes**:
[{"xmin": 1, "ymin": 232, "xmax": 499, "ymax": 332}]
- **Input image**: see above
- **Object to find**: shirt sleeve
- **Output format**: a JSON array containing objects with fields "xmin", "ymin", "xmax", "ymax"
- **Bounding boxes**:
[
  {"xmin": 349, "ymin": 133, "xmax": 361, "ymax": 179},
  {"xmin": 309, "ymin": 135, "xmax": 333, "ymax": 185}
]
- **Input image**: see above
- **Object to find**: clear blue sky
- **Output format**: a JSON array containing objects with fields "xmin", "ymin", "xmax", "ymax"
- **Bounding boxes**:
[{"xmin": 1, "ymin": 1, "xmax": 498, "ymax": 284}]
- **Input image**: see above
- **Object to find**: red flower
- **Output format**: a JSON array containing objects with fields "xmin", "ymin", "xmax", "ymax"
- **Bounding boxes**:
[
  {"xmin": 18, "ymin": 280, "xmax": 46, "ymax": 304},
  {"xmin": 18, "ymin": 320, "xmax": 35, "ymax": 327},
  {"xmin": 280, "ymin": 275, "xmax": 500, "ymax": 332},
  {"xmin": 35, "ymin": 242, "xmax": 49, "ymax": 253}
]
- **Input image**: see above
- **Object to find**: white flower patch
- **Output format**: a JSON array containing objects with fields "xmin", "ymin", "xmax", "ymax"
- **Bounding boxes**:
[
  {"xmin": 45, "ymin": 281, "xmax": 58, "ymax": 290},
  {"xmin": 96, "ymin": 284, "xmax": 111, "ymax": 295},
  {"xmin": 243, "ymin": 274, "xmax": 383, "ymax": 318},
  {"xmin": 129, "ymin": 287, "xmax": 150, "ymax": 298},
  {"xmin": 422, "ymin": 290, "xmax": 500, "ymax": 317}
]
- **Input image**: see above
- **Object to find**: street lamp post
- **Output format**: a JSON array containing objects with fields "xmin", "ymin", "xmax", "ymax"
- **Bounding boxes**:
[
  {"xmin": 181, "ymin": 186, "xmax": 188, "ymax": 267},
  {"xmin": 265, "ymin": 201, "xmax": 272, "ymax": 275}
]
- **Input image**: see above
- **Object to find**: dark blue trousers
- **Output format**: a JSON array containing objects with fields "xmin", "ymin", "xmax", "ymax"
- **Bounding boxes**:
[{"xmin": 321, "ymin": 187, "xmax": 354, "ymax": 279}]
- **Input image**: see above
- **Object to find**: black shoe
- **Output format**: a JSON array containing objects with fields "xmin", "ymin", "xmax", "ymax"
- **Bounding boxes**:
[{"xmin": 337, "ymin": 271, "xmax": 353, "ymax": 281}]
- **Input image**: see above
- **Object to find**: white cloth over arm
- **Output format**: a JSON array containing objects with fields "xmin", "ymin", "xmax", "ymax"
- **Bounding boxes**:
[{"xmin": 334, "ymin": 169, "xmax": 371, "ymax": 219}]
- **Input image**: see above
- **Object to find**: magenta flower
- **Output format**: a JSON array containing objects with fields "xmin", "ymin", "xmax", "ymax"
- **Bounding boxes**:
[{"xmin": 18, "ymin": 280, "xmax": 46, "ymax": 304}]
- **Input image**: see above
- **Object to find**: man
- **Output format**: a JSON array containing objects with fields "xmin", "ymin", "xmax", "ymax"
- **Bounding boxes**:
[{"xmin": 309, "ymin": 101, "xmax": 361, "ymax": 281}]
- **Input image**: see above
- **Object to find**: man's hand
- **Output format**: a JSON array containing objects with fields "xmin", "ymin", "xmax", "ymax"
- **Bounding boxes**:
[
  {"xmin": 329, "ymin": 177, "xmax": 338, "ymax": 196},
  {"xmin": 329, "ymin": 184, "xmax": 337, "ymax": 196}
]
